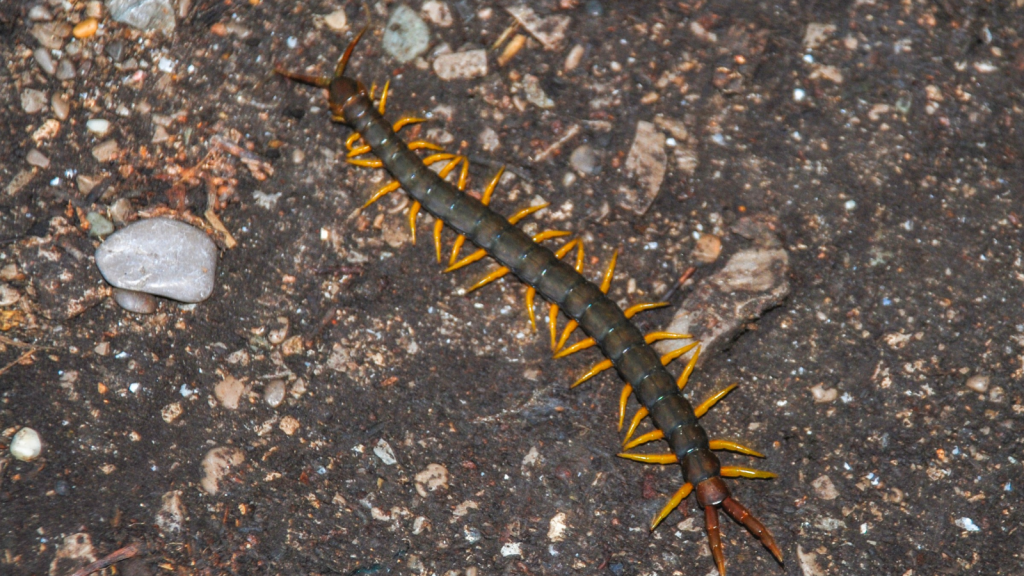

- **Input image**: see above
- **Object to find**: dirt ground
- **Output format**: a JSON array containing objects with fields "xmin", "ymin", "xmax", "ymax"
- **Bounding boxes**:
[{"xmin": 2, "ymin": 1, "xmax": 1023, "ymax": 575}]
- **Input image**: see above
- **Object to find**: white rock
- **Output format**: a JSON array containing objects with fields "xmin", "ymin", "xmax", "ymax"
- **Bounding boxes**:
[
  {"xmin": 373, "ymin": 439, "xmax": 397, "ymax": 465},
  {"xmin": 95, "ymin": 218, "xmax": 218, "ymax": 303},
  {"xmin": 86, "ymin": 119, "xmax": 112, "ymax": 136},
  {"xmin": 421, "ymin": 0, "xmax": 453, "ymax": 27},
  {"xmin": 21, "ymin": 89, "xmax": 47, "ymax": 114},
  {"xmin": 200, "ymin": 446, "xmax": 244, "ymax": 495},
  {"xmin": 11, "ymin": 427, "xmax": 42, "ymax": 461},
  {"xmin": 433, "ymin": 50, "xmax": 488, "ymax": 81},
  {"xmin": 324, "ymin": 9, "xmax": 347, "ymax": 31}
]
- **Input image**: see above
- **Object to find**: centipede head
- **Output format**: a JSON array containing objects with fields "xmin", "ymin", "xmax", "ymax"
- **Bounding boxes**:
[{"xmin": 275, "ymin": 27, "xmax": 369, "ymax": 120}]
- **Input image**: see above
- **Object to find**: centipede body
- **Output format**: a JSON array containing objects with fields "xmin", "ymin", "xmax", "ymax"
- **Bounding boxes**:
[{"xmin": 277, "ymin": 28, "xmax": 783, "ymax": 575}]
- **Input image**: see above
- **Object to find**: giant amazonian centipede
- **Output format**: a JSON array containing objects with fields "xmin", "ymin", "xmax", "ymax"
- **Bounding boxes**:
[{"xmin": 276, "ymin": 29, "xmax": 783, "ymax": 575}]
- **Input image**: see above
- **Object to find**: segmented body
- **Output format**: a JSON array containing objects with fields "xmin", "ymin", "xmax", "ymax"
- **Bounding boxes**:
[
  {"xmin": 341, "ymin": 94, "xmax": 723, "ymax": 485},
  {"xmin": 276, "ymin": 29, "xmax": 782, "ymax": 575}
]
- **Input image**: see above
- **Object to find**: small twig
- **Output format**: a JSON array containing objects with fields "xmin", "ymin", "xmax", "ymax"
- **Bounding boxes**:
[
  {"xmin": 661, "ymin": 266, "xmax": 697, "ymax": 301},
  {"xmin": 67, "ymin": 542, "xmax": 145, "ymax": 576},
  {"xmin": 0, "ymin": 336, "xmax": 50, "ymax": 349},
  {"xmin": 0, "ymin": 349, "xmax": 37, "ymax": 378},
  {"xmin": 532, "ymin": 124, "xmax": 580, "ymax": 163}
]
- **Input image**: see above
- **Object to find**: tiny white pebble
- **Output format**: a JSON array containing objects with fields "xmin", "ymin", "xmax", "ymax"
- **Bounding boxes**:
[
  {"xmin": 10, "ymin": 427, "xmax": 42, "ymax": 461},
  {"xmin": 793, "ymin": 88, "xmax": 806, "ymax": 102},
  {"xmin": 129, "ymin": 382, "xmax": 140, "ymax": 393},
  {"xmin": 803, "ymin": 54, "xmax": 814, "ymax": 63},
  {"xmin": 86, "ymin": 119, "xmax": 111, "ymax": 136},
  {"xmin": 157, "ymin": 57, "xmax": 176, "ymax": 73},
  {"xmin": 844, "ymin": 200, "xmax": 857, "ymax": 210}
]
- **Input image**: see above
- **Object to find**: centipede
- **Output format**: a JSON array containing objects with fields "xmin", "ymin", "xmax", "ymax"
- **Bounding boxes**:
[{"xmin": 276, "ymin": 29, "xmax": 783, "ymax": 575}]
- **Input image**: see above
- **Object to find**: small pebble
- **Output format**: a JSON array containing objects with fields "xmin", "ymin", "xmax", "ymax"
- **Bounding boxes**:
[
  {"xmin": 11, "ymin": 427, "xmax": 42, "ymax": 461},
  {"xmin": 86, "ymin": 1, "xmax": 104, "ymax": 19},
  {"xmin": 323, "ymin": 9, "xmax": 347, "ymax": 31},
  {"xmin": 73, "ymin": 17, "xmax": 99, "ymax": 39},
  {"xmin": 569, "ymin": 145, "xmax": 601, "ymax": 175},
  {"xmin": 279, "ymin": 416, "xmax": 301, "ymax": 435},
  {"xmin": 107, "ymin": 0, "xmax": 176, "ymax": 33},
  {"xmin": 522, "ymin": 74, "xmax": 554, "ymax": 109},
  {"xmin": 811, "ymin": 475, "xmax": 839, "ymax": 499},
  {"xmin": 214, "ymin": 376, "xmax": 245, "ymax": 410},
  {"xmin": 21, "ymin": 89, "xmax": 48, "ymax": 114},
  {"xmin": 433, "ymin": 50, "xmax": 488, "ymax": 80},
  {"xmin": 28, "ymin": 5, "xmax": 53, "ymax": 21},
  {"xmin": 264, "ymin": 379, "xmax": 286, "ymax": 408},
  {"xmin": 113, "ymin": 288, "xmax": 158, "ymax": 313},
  {"xmin": 564, "ymin": 44, "xmax": 585, "ymax": 72},
  {"xmin": 85, "ymin": 212, "xmax": 114, "ymax": 237},
  {"xmin": 51, "ymin": 93, "xmax": 70, "ymax": 120},
  {"xmin": 55, "ymin": 59, "xmax": 76, "ymax": 80},
  {"xmin": 86, "ymin": 119, "xmax": 112, "ymax": 136},
  {"xmin": 381, "ymin": 4, "xmax": 430, "ymax": 64},
  {"xmin": 55, "ymin": 479, "xmax": 70, "ymax": 496},
  {"xmin": 108, "ymin": 198, "xmax": 133, "ymax": 223},
  {"xmin": 95, "ymin": 217, "xmax": 218, "ymax": 302},
  {"xmin": 105, "ymin": 40, "xmax": 125, "ymax": 62},
  {"xmin": 200, "ymin": 446, "xmax": 244, "ymax": 495},
  {"xmin": 30, "ymin": 21, "xmax": 70, "ymax": 50},
  {"xmin": 26, "ymin": 149, "xmax": 50, "ymax": 169},
  {"xmin": 691, "ymin": 233, "xmax": 722, "ymax": 264},
  {"xmin": 374, "ymin": 439, "xmax": 398, "ymax": 465},
  {"xmin": 421, "ymin": 0, "xmax": 453, "ymax": 27},
  {"xmin": 34, "ymin": 48, "xmax": 55, "ymax": 75},
  {"xmin": 92, "ymin": 139, "xmax": 119, "ymax": 162},
  {"xmin": 809, "ymin": 383, "xmax": 838, "ymax": 403},
  {"xmin": 966, "ymin": 375, "xmax": 990, "ymax": 393}
]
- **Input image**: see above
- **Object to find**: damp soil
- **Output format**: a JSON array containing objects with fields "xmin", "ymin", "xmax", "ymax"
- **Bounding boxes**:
[{"xmin": 1, "ymin": 1, "xmax": 1022, "ymax": 576}]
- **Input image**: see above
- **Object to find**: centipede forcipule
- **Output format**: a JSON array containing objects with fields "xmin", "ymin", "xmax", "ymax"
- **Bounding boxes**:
[{"xmin": 276, "ymin": 29, "xmax": 783, "ymax": 575}]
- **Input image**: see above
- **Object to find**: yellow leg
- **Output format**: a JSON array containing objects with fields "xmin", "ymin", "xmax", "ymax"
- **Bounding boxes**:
[
  {"xmin": 645, "ymin": 332, "xmax": 692, "ymax": 343},
  {"xmin": 623, "ymin": 302, "xmax": 670, "ymax": 318},
  {"xmin": 660, "ymin": 342, "xmax": 699, "ymax": 366},
  {"xmin": 623, "ymin": 407, "xmax": 649, "ymax": 443},
  {"xmin": 345, "ymin": 132, "xmax": 362, "ymax": 151},
  {"xmin": 720, "ymin": 466, "xmax": 777, "ymax": 480},
  {"xmin": 549, "ymin": 303, "xmax": 559, "ymax": 351},
  {"xmin": 677, "ymin": 344, "xmax": 702, "ymax": 390},
  {"xmin": 433, "ymin": 219, "xmax": 444, "ymax": 262},
  {"xmin": 650, "ymin": 483, "xmax": 692, "ymax": 531},
  {"xmin": 452, "ymin": 166, "xmax": 501, "ymax": 265},
  {"xmin": 694, "ymin": 384, "xmax": 738, "ymax": 418},
  {"xmin": 422, "ymin": 152, "xmax": 458, "ymax": 166},
  {"xmin": 708, "ymin": 439, "xmax": 764, "ymax": 458},
  {"xmin": 570, "ymin": 358, "xmax": 612, "ymax": 388},
  {"xmin": 508, "ymin": 202, "xmax": 549, "ymax": 225},
  {"xmin": 393, "ymin": 116, "xmax": 426, "ymax": 131},
  {"xmin": 552, "ymin": 337, "xmax": 596, "ymax": 359},
  {"xmin": 348, "ymin": 158, "xmax": 383, "ymax": 168},
  {"xmin": 408, "ymin": 201, "xmax": 421, "ymax": 244},
  {"xmin": 466, "ymin": 266, "xmax": 509, "ymax": 293},
  {"xmin": 623, "ymin": 428, "xmax": 664, "ymax": 450},
  {"xmin": 362, "ymin": 181, "xmax": 401, "ymax": 209},
  {"xmin": 446, "ymin": 248, "xmax": 488, "ymax": 272},
  {"xmin": 406, "ymin": 140, "xmax": 445, "ymax": 152},
  {"xmin": 618, "ymin": 384, "xmax": 632, "ymax": 430},
  {"xmin": 458, "ymin": 157, "xmax": 470, "ymax": 190},
  {"xmin": 481, "ymin": 166, "xmax": 504, "ymax": 205},
  {"xmin": 525, "ymin": 287, "xmax": 537, "ymax": 330},
  {"xmin": 449, "ymin": 235, "xmax": 468, "ymax": 267},
  {"xmin": 599, "ymin": 250, "xmax": 619, "ymax": 293},
  {"xmin": 378, "ymin": 80, "xmax": 390, "ymax": 114},
  {"xmin": 554, "ymin": 320, "xmax": 578, "ymax": 353},
  {"xmin": 616, "ymin": 452, "xmax": 677, "ymax": 465},
  {"xmin": 348, "ymin": 144, "xmax": 373, "ymax": 157}
]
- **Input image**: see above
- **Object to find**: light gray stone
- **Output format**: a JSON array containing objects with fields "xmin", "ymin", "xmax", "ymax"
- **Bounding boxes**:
[
  {"xmin": 433, "ymin": 49, "xmax": 487, "ymax": 80},
  {"xmin": 382, "ymin": 5, "xmax": 429, "ymax": 64},
  {"xmin": 11, "ymin": 427, "xmax": 42, "ymax": 461},
  {"xmin": 21, "ymin": 89, "xmax": 47, "ymax": 114},
  {"xmin": 34, "ymin": 48, "xmax": 55, "ymax": 74},
  {"xmin": 95, "ymin": 218, "xmax": 217, "ymax": 303},
  {"xmin": 106, "ymin": 0, "xmax": 175, "ymax": 33},
  {"xmin": 264, "ymin": 379, "xmax": 286, "ymax": 408}
]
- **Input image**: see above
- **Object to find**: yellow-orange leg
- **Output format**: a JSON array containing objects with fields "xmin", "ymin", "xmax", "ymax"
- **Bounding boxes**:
[
  {"xmin": 650, "ymin": 482, "xmax": 692, "ymax": 531},
  {"xmin": 433, "ymin": 157, "xmax": 470, "ymax": 261},
  {"xmin": 462, "ymin": 232, "xmax": 571, "ymax": 292},
  {"xmin": 409, "ymin": 156, "xmax": 464, "ymax": 243}
]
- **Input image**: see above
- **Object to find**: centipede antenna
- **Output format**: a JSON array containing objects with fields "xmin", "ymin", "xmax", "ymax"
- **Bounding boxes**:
[
  {"xmin": 334, "ymin": 26, "xmax": 368, "ymax": 79},
  {"xmin": 273, "ymin": 66, "xmax": 332, "ymax": 87}
]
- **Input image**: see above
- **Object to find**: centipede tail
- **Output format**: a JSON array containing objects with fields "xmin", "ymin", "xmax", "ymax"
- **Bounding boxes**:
[{"xmin": 277, "ymin": 30, "xmax": 783, "ymax": 575}]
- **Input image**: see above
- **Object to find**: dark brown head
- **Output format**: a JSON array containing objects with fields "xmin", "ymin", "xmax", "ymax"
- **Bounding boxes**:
[
  {"xmin": 328, "ymin": 76, "xmax": 364, "ymax": 119},
  {"xmin": 275, "ymin": 27, "xmax": 368, "ymax": 122}
]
